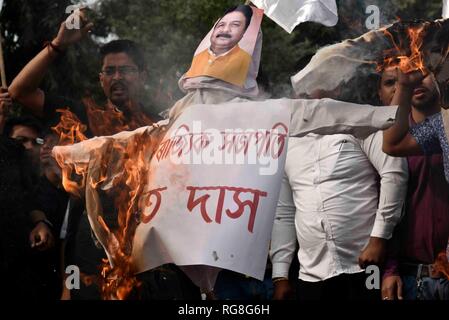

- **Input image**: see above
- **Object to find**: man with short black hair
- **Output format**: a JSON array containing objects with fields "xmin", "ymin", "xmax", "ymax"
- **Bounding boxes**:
[
  {"xmin": 185, "ymin": 5, "xmax": 254, "ymax": 87},
  {"xmin": 9, "ymin": 10, "xmax": 160, "ymax": 136},
  {"xmin": 380, "ymin": 68, "xmax": 449, "ymax": 300},
  {"xmin": 8, "ymin": 9, "xmax": 198, "ymax": 300},
  {"xmin": 210, "ymin": 5, "xmax": 253, "ymax": 56}
]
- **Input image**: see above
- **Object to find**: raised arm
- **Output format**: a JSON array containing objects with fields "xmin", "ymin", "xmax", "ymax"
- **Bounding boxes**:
[
  {"xmin": 8, "ymin": 9, "xmax": 93, "ymax": 117},
  {"xmin": 382, "ymin": 69, "xmax": 426, "ymax": 156}
]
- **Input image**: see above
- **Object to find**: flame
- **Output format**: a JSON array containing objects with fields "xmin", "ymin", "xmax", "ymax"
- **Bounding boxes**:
[
  {"xmin": 52, "ymin": 109, "xmax": 89, "ymax": 197},
  {"xmin": 433, "ymin": 251, "xmax": 449, "ymax": 280},
  {"xmin": 83, "ymin": 96, "xmax": 156, "ymax": 137},
  {"xmin": 52, "ymin": 108, "xmax": 88, "ymax": 145},
  {"xmin": 96, "ymin": 129, "xmax": 163, "ymax": 300},
  {"xmin": 378, "ymin": 24, "xmax": 426, "ymax": 74},
  {"xmin": 53, "ymin": 100, "xmax": 164, "ymax": 300},
  {"xmin": 98, "ymin": 133, "xmax": 154, "ymax": 299}
]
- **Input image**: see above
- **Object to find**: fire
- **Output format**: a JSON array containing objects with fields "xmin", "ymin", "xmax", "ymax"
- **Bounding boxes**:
[
  {"xmin": 378, "ymin": 24, "xmax": 426, "ymax": 74},
  {"xmin": 433, "ymin": 251, "xmax": 449, "ymax": 280},
  {"xmin": 52, "ymin": 109, "xmax": 89, "ymax": 197},
  {"xmin": 52, "ymin": 108, "xmax": 88, "ymax": 145},
  {"xmin": 97, "ymin": 131, "xmax": 159, "ymax": 300},
  {"xmin": 83, "ymin": 96, "xmax": 156, "ymax": 137},
  {"xmin": 52, "ymin": 102, "xmax": 164, "ymax": 300}
]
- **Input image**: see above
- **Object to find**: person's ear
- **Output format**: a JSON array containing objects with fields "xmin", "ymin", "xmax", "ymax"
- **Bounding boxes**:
[{"xmin": 99, "ymin": 72, "xmax": 105, "ymax": 89}]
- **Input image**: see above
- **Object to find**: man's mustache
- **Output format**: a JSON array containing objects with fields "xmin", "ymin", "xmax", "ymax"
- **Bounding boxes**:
[
  {"xmin": 216, "ymin": 33, "xmax": 232, "ymax": 39},
  {"xmin": 111, "ymin": 81, "xmax": 128, "ymax": 91}
]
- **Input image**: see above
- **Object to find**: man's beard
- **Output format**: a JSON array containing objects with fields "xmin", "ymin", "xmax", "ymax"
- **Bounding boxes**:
[
  {"xmin": 412, "ymin": 94, "xmax": 439, "ymax": 113},
  {"xmin": 109, "ymin": 81, "xmax": 130, "ymax": 108}
]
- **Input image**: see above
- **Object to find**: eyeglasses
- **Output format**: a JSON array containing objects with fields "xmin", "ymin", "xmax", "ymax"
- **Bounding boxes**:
[
  {"xmin": 13, "ymin": 136, "xmax": 44, "ymax": 146},
  {"xmin": 101, "ymin": 66, "xmax": 139, "ymax": 77}
]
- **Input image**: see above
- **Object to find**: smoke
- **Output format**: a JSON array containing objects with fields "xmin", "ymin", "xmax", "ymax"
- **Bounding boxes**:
[
  {"xmin": 337, "ymin": 0, "xmax": 442, "ymax": 38},
  {"xmin": 292, "ymin": 17, "xmax": 449, "ymax": 106}
]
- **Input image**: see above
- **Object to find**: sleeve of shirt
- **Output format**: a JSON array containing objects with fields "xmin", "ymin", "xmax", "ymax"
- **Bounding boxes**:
[
  {"xmin": 270, "ymin": 173, "xmax": 297, "ymax": 279},
  {"xmin": 289, "ymin": 98, "xmax": 397, "ymax": 139},
  {"xmin": 361, "ymin": 131, "xmax": 408, "ymax": 240},
  {"xmin": 410, "ymin": 112, "xmax": 443, "ymax": 155}
]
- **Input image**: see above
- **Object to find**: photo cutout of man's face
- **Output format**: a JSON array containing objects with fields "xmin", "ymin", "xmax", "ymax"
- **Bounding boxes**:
[
  {"xmin": 184, "ymin": 5, "xmax": 263, "ymax": 87},
  {"xmin": 210, "ymin": 10, "xmax": 249, "ymax": 55}
]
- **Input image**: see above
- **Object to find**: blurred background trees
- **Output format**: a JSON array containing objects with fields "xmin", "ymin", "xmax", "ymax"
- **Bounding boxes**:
[{"xmin": 0, "ymin": 0, "xmax": 444, "ymax": 112}]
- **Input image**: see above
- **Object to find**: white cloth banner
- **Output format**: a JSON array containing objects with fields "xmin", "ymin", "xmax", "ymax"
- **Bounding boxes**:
[
  {"xmin": 132, "ymin": 101, "xmax": 290, "ymax": 281},
  {"xmin": 252, "ymin": 0, "xmax": 338, "ymax": 33},
  {"xmin": 53, "ymin": 98, "xmax": 397, "ymax": 287},
  {"xmin": 444, "ymin": 0, "xmax": 449, "ymax": 18}
]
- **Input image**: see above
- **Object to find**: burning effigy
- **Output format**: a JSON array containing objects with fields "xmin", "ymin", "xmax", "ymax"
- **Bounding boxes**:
[
  {"xmin": 51, "ymin": 5, "xmax": 400, "ymax": 299},
  {"xmin": 293, "ymin": 18, "xmax": 449, "ymax": 105}
]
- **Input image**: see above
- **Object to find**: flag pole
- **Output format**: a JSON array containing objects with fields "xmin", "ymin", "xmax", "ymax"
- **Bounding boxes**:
[{"xmin": 0, "ymin": 31, "xmax": 6, "ymax": 87}]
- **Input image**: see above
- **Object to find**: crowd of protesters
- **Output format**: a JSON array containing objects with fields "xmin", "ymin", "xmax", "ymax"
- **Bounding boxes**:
[{"xmin": 0, "ymin": 6, "xmax": 448, "ymax": 301}]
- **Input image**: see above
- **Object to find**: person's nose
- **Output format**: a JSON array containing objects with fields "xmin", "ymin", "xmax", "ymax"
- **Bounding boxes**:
[
  {"xmin": 112, "ymin": 69, "xmax": 124, "ymax": 80},
  {"xmin": 42, "ymin": 143, "xmax": 51, "ymax": 152},
  {"xmin": 222, "ymin": 23, "xmax": 231, "ymax": 33},
  {"xmin": 23, "ymin": 141, "xmax": 33, "ymax": 150}
]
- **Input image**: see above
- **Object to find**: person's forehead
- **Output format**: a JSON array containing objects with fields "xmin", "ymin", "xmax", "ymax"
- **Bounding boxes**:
[
  {"xmin": 10, "ymin": 125, "xmax": 38, "ymax": 138},
  {"xmin": 102, "ymin": 52, "xmax": 137, "ymax": 67},
  {"xmin": 381, "ymin": 67, "xmax": 397, "ymax": 78},
  {"xmin": 219, "ymin": 11, "xmax": 246, "ymax": 23}
]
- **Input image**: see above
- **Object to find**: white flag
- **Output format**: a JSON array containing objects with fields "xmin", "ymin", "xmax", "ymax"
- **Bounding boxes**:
[
  {"xmin": 251, "ymin": 0, "xmax": 338, "ymax": 33},
  {"xmin": 444, "ymin": 0, "xmax": 449, "ymax": 18}
]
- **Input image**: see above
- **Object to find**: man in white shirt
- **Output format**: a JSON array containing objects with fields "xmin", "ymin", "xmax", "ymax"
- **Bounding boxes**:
[{"xmin": 270, "ymin": 131, "xmax": 408, "ymax": 300}]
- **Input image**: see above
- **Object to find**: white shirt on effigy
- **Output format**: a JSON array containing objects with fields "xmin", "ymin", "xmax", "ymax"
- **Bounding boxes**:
[{"xmin": 270, "ymin": 131, "xmax": 408, "ymax": 282}]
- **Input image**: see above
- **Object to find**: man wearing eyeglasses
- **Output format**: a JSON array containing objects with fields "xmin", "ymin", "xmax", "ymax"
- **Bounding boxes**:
[
  {"xmin": 9, "ymin": 9, "xmax": 160, "ymax": 137},
  {"xmin": 3, "ymin": 116, "xmax": 44, "ymax": 181},
  {"xmin": 6, "ymin": 9, "xmax": 204, "ymax": 301}
]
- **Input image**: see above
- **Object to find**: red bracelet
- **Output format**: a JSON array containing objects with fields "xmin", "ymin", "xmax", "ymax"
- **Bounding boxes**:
[{"xmin": 44, "ymin": 41, "xmax": 65, "ymax": 55}]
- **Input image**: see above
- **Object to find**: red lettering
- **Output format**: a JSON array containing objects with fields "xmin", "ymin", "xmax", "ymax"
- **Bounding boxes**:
[{"xmin": 140, "ymin": 187, "xmax": 167, "ymax": 224}]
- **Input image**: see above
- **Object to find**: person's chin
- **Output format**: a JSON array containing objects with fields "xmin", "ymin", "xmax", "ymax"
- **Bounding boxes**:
[
  {"xmin": 412, "ymin": 96, "xmax": 432, "ymax": 109},
  {"xmin": 110, "ymin": 95, "xmax": 129, "ymax": 108}
]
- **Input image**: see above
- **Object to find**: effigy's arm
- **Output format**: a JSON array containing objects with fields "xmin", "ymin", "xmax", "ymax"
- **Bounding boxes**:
[{"xmin": 289, "ymin": 98, "xmax": 397, "ymax": 139}]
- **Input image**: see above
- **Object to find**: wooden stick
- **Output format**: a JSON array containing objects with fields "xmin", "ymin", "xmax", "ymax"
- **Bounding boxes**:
[
  {"xmin": 0, "ymin": 31, "xmax": 6, "ymax": 88},
  {"xmin": 245, "ymin": 0, "xmax": 251, "ymax": 5}
]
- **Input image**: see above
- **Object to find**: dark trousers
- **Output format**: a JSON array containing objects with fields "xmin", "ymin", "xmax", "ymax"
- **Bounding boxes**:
[
  {"xmin": 136, "ymin": 264, "xmax": 202, "ymax": 300},
  {"xmin": 297, "ymin": 272, "xmax": 379, "ymax": 301},
  {"xmin": 214, "ymin": 269, "xmax": 273, "ymax": 300}
]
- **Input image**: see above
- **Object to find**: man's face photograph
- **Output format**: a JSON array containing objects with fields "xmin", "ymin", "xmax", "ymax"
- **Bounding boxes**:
[
  {"xmin": 210, "ymin": 11, "xmax": 247, "ymax": 55},
  {"xmin": 183, "ymin": 5, "xmax": 261, "ymax": 87}
]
